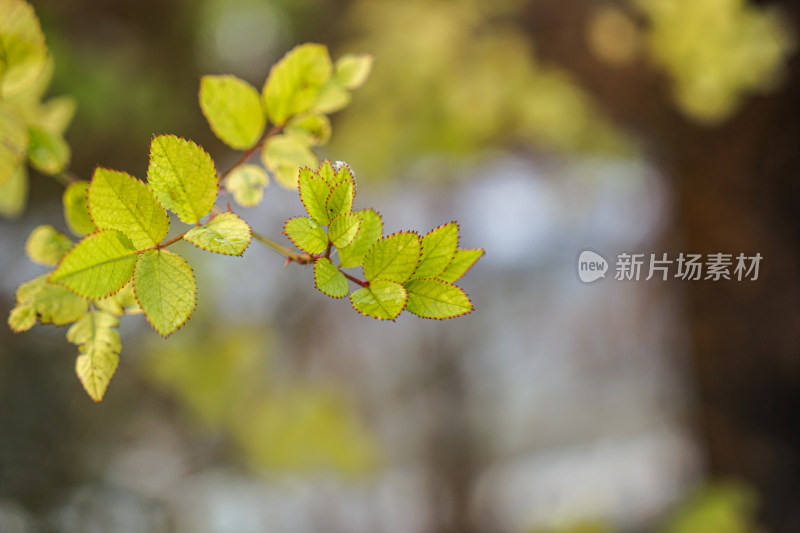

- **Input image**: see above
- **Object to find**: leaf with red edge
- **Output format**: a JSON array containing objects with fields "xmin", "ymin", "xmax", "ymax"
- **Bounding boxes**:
[
  {"xmin": 350, "ymin": 279, "xmax": 407, "ymax": 320},
  {"xmin": 404, "ymin": 279, "xmax": 473, "ymax": 319}
]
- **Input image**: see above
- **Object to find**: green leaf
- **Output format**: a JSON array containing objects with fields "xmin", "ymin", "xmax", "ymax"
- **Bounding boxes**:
[
  {"xmin": 326, "ymin": 180, "xmax": 354, "ymax": 221},
  {"xmin": 184, "ymin": 212, "xmax": 251, "ymax": 256},
  {"xmin": 261, "ymin": 133, "xmax": 317, "ymax": 189},
  {"xmin": 63, "ymin": 180, "xmax": 96, "ymax": 236},
  {"xmin": 283, "ymin": 216, "xmax": 327, "ymax": 255},
  {"xmin": 94, "ymin": 282, "xmax": 141, "ymax": 316},
  {"xmin": 314, "ymin": 257, "xmax": 349, "ymax": 298},
  {"xmin": 50, "ymin": 230, "xmax": 139, "ymax": 299},
  {"xmin": 298, "ymin": 166, "xmax": 331, "ymax": 225},
  {"xmin": 27, "ymin": 126, "xmax": 70, "ymax": 175},
  {"xmin": 0, "ymin": 102, "xmax": 28, "ymax": 186},
  {"xmin": 411, "ymin": 222, "xmax": 459, "ymax": 279},
  {"xmin": 25, "ymin": 224, "xmax": 72, "ymax": 265},
  {"xmin": 350, "ymin": 280, "xmax": 407, "ymax": 320},
  {"xmin": 8, "ymin": 274, "xmax": 87, "ymax": 332},
  {"xmin": 34, "ymin": 95, "xmax": 76, "ymax": 135},
  {"xmin": 317, "ymin": 159, "xmax": 336, "ymax": 187},
  {"xmin": 68, "ymin": 310, "xmax": 121, "ymax": 402},
  {"xmin": 338, "ymin": 208, "xmax": 382, "ymax": 268},
  {"xmin": 328, "ymin": 214, "xmax": 361, "ymax": 249},
  {"xmin": 310, "ymin": 80, "xmax": 351, "ymax": 114},
  {"xmin": 286, "ymin": 114, "xmax": 331, "ymax": 146},
  {"xmin": 225, "ymin": 164, "xmax": 269, "ymax": 208},
  {"xmin": 404, "ymin": 279, "xmax": 472, "ymax": 319},
  {"xmin": 134, "ymin": 249, "xmax": 196, "ymax": 337},
  {"xmin": 437, "ymin": 249, "xmax": 484, "ymax": 282},
  {"xmin": 362, "ymin": 232, "xmax": 421, "ymax": 283},
  {"xmin": 332, "ymin": 162, "xmax": 355, "ymax": 186},
  {"xmin": 0, "ymin": 163, "xmax": 27, "ymax": 218},
  {"xmin": 0, "ymin": 0, "xmax": 48, "ymax": 97},
  {"xmin": 147, "ymin": 134, "xmax": 219, "ymax": 224},
  {"xmin": 88, "ymin": 167, "xmax": 169, "ymax": 249},
  {"xmin": 334, "ymin": 53, "xmax": 374, "ymax": 90},
  {"xmin": 199, "ymin": 75, "xmax": 266, "ymax": 150},
  {"xmin": 262, "ymin": 43, "xmax": 333, "ymax": 125}
]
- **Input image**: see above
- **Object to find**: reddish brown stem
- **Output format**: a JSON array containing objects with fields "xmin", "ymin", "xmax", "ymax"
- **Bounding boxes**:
[{"xmin": 218, "ymin": 124, "xmax": 283, "ymax": 185}]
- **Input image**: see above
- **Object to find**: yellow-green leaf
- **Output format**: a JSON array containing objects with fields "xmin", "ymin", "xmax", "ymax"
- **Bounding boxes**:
[
  {"xmin": 8, "ymin": 274, "xmax": 87, "ymax": 332},
  {"xmin": 225, "ymin": 164, "xmax": 269, "ymax": 208},
  {"xmin": 50, "ymin": 230, "xmax": 139, "ymax": 299},
  {"xmin": 334, "ymin": 53, "xmax": 374, "ymax": 90},
  {"xmin": 134, "ymin": 249, "xmax": 196, "ymax": 337},
  {"xmin": 350, "ymin": 279, "xmax": 407, "ymax": 320},
  {"xmin": 314, "ymin": 257, "xmax": 349, "ymax": 298},
  {"xmin": 286, "ymin": 114, "xmax": 331, "ymax": 146},
  {"xmin": 298, "ymin": 166, "xmax": 332, "ymax": 225},
  {"xmin": 328, "ymin": 213, "xmax": 361, "ymax": 249},
  {"xmin": 34, "ymin": 95, "xmax": 76, "ymax": 135},
  {"xmin": 183, "ymin": 212, "xmax": 251, "ymax": 256},
  {"xmin": 147, "ymin": 134, "xmax": 218, "ymax": 224},
  {"xmin": 362, "ymin": 232, "xmax": 421, "ymax": 283},
  {"xmin": 25, "ymin": 224, "xmax": 72, "ymax": 265},
  {"xmin": 0, "ymin": 0, "xmax": 48, "ymax": 97},
  {"xmin": 261, "ymin": 133, "xmax": 317, "ymax": 189},
  {"xmin": 262, "ymin": 43, "xmax": 333, "ymax": 125},
  {"xmin": 68, "ymin": 310, "xmax": 121, "ymax": 402},
  {"xmin": 338, "ymin": 208, "xmax": 382, "ymax": 268},
  {"xmin": 0, "ymin": 102, "xmax": 28, "ymax": 186},
  {"xmin": 0, "ymin": 163, "xmax": 27, "ymax": 218},
  {"xmin": 411, "ymin": 222, "xmax": 459, "ymax": 279},
  {"xmin": 283, "ymin": 216, "xmax": 327, "ymax": 255},
  {"xmin": 94, "ymin": 282, "xmax": 141, "ymax": 316},
  {"xmin": 309, "ymin": 80, "xmax": 351, "ymax": 114},
  {"xmin": 404, "ymin": 279, "xmax": 473, "ymax": 319},
  {"xmin": 27, "ymin": 126, "xmax": 70, "ymax": 175},
  {"xmin": 200, "ymin": 75, "xmax": 265, "ymax": 150},
  {"xmin": 326, "ymin": 179, "xmax": 354, "ymax": 221},
  {"xmin": 437, "ymin": 249, "xmax": 484, "ymax": 282},
  {"xmin": 63, "ymin": 180, "xmax": 96, "ymax": 236},
  {"xmin": 88, "ymin": 167, "xmax": 169, "ymax": 249}
]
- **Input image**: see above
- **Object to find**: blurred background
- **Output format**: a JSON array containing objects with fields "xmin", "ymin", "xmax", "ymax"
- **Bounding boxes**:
[{"xmin": 1, "ymin": 0, "xmax": 799, "ymax": 531}]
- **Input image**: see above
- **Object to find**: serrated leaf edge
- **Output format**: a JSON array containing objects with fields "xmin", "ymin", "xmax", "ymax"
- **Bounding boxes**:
[
  {"xmin": 362, "ymin": 230, "xmax": 422, "ymax": 283},
  {"xmin": 282, "ymin": 215, "xmax": 327, "ymax": 255},
  {"xmin": 349, "ymin": 280, "xmax": 408, "ymax": 321},
  {"xmin": 132, "ymin": 251, "xmax": 198, "ymax": 338},
  {"xmin": 403, "ymin": 278, "xmax": 474, "ymax": 320},
  {"xmin": 313, "ymin": 258, "xmax": 349, "ymax": 299},
  {"xmin": 183, "ymin": 214, "xmax": 252, "ymax": 257}
]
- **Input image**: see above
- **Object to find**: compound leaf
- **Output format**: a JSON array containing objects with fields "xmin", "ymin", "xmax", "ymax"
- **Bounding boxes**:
[
  {"xmin": 437, "ymin": 249, "xmax": 484, "ymax": 282},
  {"xmin": 262, "ymin": 43, "xmax": 332, "ymax": 125},
  {"xmin": 134, "ymin": 249, "xmax": 196, "ymax": 337},
  {"xmin": 147, "ymin": 134, "xmax": 218, "ymax": 224},
  {"xmin": 350, "ymin": 279, "xmax": 407, "ymax": 321},
  {"xmin": 328, "ymin": 213, "xmax": 361, "ymax": 249},
  {"xmin": 314, "ymin": 257, "xmax": 349, "ymax": 298},
  {"xmin": 362, "ymin": 232, "xmax": 421, "ymax": 283},
  {"xmin": 298, "ymin": 166, "xmax": 331, "ymax": 225},
  {"xmin": 68, "ymin": 309, "xmax": 121, "ymax": 402},
  {"xmin": 338, "ymin": 208, "xmax": 382, "ymax": 268},
  {"xmin": 411, "ymin": 222, "xmax": 459, "ymax": 279},
  {"xmin": 88, "ymin": 167, "xmax": 169, "ymax": 249},
  {"xmin": 63, "ymin": 180, "xmax": 96, "ymax": 236},
  {"xmin": 334, "ymin": 53, "xmax": 374, "ymax": 90},
  {"xmin": 27, "ymin": 126, "xmax": 69, "ymax": 175},
  {"xmin": 261, "ymin": 133, "xmax": 317, "ymax": 189},
  {"xmin": 199, "ymin": 75, "xmax": 265, "ymax": 150},
  {"xmin": 225, "ymin": 164, "xmax": 268, "ymax": 208},
  {"xmin": 404, "ymin": 279, "xmax": 472, "ymax": 319},
  {"xmin": 50, "ymin": 230, "xmax": 139, "ymax": 299},
  {"xmin": 25, "ymin": 224, "xmax": 72, "ymax": 265},
  {"xmin": 284, "ymin": 216, "xmax": 327, "ymax": 255},
  {"xmin": 8, "ymin": 274, "xmax": 87, "ymax": 332},
  {"xmin": 326, "ymin": 179, "xmax": 354, "ymax": 221},
  {"xmin": 184, "ymin": 212, "xmax": 251, "ymax": 256}
]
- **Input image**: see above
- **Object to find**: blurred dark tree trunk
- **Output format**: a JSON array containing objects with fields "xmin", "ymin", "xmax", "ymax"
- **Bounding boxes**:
[{"xmin": 525, "ymin": 1, "xmax": 800, "ymax": 531}]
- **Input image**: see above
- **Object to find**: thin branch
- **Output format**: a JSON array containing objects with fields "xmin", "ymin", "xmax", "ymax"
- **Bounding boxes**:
[
  {"xmin": 155, "ymin": 231, "xmax": 188, "ymax": 249},
  {"xmin": 218, "ymin": 124, "xmax": 283, "ymax": 185},
  {"xmin": 251, "ymin": 231, "xmax": 314, "ymax": 264},
  {"xmin": 340, "ymin": 269, "xmax": 369, "ymax": 288}
]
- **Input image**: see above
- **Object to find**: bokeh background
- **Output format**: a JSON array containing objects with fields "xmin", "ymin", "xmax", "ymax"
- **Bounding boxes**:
[{"xmin": 2, "ymin": 0, "xmax": 800, "ymax": 531}]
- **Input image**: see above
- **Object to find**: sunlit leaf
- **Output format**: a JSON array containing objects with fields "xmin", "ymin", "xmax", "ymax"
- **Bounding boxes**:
[
  {"xmin": 88, "ymin": 167, "xmax": 169, "ymax": 249},
  {"xmin": 263, "ymin": 43, "xmax": 332, "ymax": 125},
  {"xmin": 314, "ymin": 257, "xmax": 349, "ymax": 298},
  {"xmin": 310, "ymin": 80, "xmax": 351, "ymax": 114},
  {"xmin": 327, "ymin": 213, "xmax": 361, "ymax": 249},
  {"xmin": 298, "ymin": 166, "xmax": 332, "ymax": 225},
  {"xmin": 261, "ymin": 133, "xmax": 317, "ymax": 189},
  {"xmin": 27, "ymin": 126, "xmax": 69, "ymax": 175},
  {"xmin": 0, "ymin": 0, "xmax": 48, "ymax": 97},
  {"xmin": 63, "ymin": 180, "xmax": 96, "ymax": 236},
  {"xmin": 25, "ymin": 224, "xmax": 72, "ymax": 265},
  {"xmin": 147, "ymin": 134, "xmax": 218, "ymax": 224},
  {"xmin": 350, "ymin": 279, "xmax": 407, "ymax": 320},
  {"xmin": 68, "ymin": 309, "xmax": 121, "ymax": 402},
  {"xmin": 50, "ymin": 230, "xmax": 139, "ymax": 299},
  {"xmin": 362, "ymin": 232, "xmax": 421, "ymax": 283},
  {"xmin": 286, "ymin": 114, "xmax": 331, "ymax": 146},
  {"xmin": 184, "ymin": 212, "xmax": 251, "ymax": 256},
  {"xmin": 404, "ymin": 279, "xmax": 472, "ymax": 319},
  {"xmin": 326, "ymin": 179, "xmax": 354, "ymax": 221},
  {"xmin": 8, "ymin": 274, "xmax": 87, "ymax": 332},
  {"xmin": 94, "ymin": 282, "xmax": 141, "ymax": 316},
  {"xmin": 134, "ymin": 249, "xmax": 196, "ymax": 337},
  {"xmin": 0, "ymin": 164, "xmax": 27, "ymax": 218},
  {"xmin": 338, "ymin": 208, "xmax": 382, "ymax": 268},
  {"xmin": 225, "ymin": 164, "xmax": 268, "ymax": 208},
  {"xmin": 200, "ymin": 75, "xmax": 265, "ymax": 149},
  {"xmin": 437, "ymin": 248, "xmax": 483, "ymax": 282},
  {"xmin": 283, "ymin": 216, "xmax": 327, "ymax": 255},
  {"xmin": 335, "ymin": 53, "xmax": 374, "ymax": 90},
  {"xmin": 0, "ymin": 102, "xmax": 28, "ymax": 186},
  {"xmin": 411, "ymin": 222, "xmax": 458, "ymax": 279}
]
